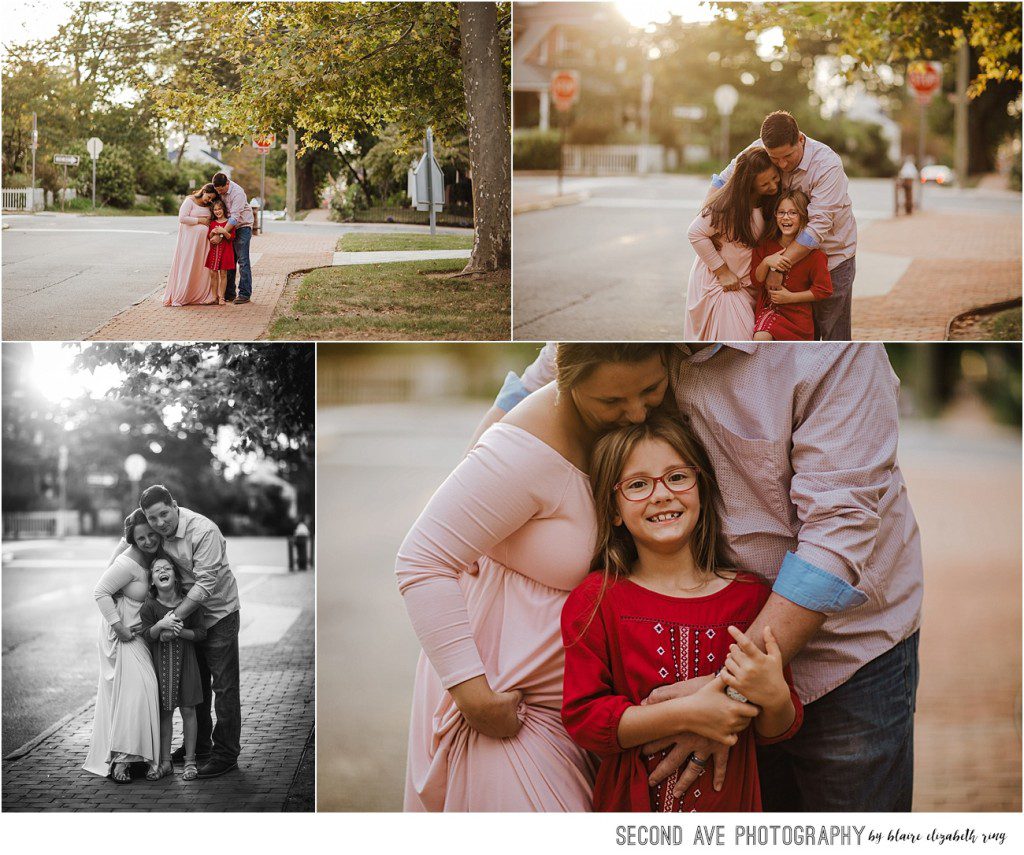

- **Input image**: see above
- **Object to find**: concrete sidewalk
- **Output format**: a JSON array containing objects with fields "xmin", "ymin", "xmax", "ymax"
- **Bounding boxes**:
[
  {"xmin": 2, "ymin": 570, "xmax": 314, "ymax": 812},
  {"xmin": 88, "ymin": 233, "xmax": 336, "ymax": 341},
  {"xmin": 853, "ymin": 210, "xmax": 1022, "ymax": 340}
]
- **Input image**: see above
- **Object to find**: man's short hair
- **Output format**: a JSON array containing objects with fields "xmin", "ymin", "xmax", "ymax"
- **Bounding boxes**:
[
  {"xmin": 212, "ymin": 172, "xmax": 229, "ymax": 187},
  {"xmin": 760, "ymin": 111, "xmax": 800, "ymax": 149},
  {"xmin": 140, "ymin": 484, "xmax": 175, "ymax": 510}
]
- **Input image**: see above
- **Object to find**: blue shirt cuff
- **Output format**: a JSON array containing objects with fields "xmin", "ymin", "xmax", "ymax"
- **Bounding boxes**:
[
  {"xmin": 772, "ymin": 551, "xmax": 868, "ymax": 613},
  {"xmin": 795, "ymin": 228, "xmax": 820, "ymax": 249},
  {"xmin": 227, "ymin": 216, "xmax": 238, "ymax": 227},
  {"xmin": 710, "ymin": 173, "xmax": 726, "ymax": 189},
  {"xmin": 495, "ymin": 371, "xmax": 529, "ymax": 412}
]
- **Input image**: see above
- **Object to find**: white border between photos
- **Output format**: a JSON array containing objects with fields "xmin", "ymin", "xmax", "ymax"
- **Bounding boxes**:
[{"xmin": 0, "ymin": 812, "xmax": 1020, "ymax": 853}]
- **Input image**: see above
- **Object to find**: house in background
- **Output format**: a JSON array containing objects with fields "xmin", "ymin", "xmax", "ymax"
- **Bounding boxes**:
[{"xmin": 166, "ymin": 134, "xmax": 233, "ymax": 178}]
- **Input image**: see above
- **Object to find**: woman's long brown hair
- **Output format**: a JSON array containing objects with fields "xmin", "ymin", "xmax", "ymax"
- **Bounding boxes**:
[
  {"xmin": 191, "ymin": 182, "xmax": 218, "ymax": 209},
  {"xmin": 701, "ymin": 147, "xmax": 779, "ymax": 248}
]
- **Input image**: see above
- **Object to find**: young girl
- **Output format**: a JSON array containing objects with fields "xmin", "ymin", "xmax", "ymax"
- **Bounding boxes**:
[
  {"xmin": 751, "ymin": 189, "xmax": 833, "ymax": 341},
  {"xmin": 561, "ymin": 414, "xmax": 802, "ymax": 812},
  {"xmin": 204, "ymin": 199, "xmax": 235, "ymax": 305},
  {"xmin": 684, "ymin": 147, "xmax": 780, "ymax": 341},
  {"xmin": 138, "ymin": 558, "xmax": 207, "ymax": 781}
]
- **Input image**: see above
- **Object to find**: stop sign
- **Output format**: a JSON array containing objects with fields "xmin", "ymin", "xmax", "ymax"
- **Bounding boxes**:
[
  {"xmin": 550, "ymin": 69, "xmax": 580, "ymax": 113},
  {"xmin": 907, "ymin": 61, "xmax": 942, "ymax": 105}
]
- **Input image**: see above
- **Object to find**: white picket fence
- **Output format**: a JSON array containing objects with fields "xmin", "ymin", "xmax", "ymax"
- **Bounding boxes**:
[
  {"xmin": 3, "ymin": 187, "xmax": 40, "ymax": 211},
  {"xmin": 2, "ymin": 510, "xmax": 81, "ymax": 539},
  {"xmin": 562, "ymin": 144, "xmax": 666, "ymax": 175}
]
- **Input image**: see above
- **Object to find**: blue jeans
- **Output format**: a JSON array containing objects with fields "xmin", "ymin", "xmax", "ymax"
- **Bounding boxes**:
[
  {"xmin": 225, "ymin": 226, "xmax": 253, "ymax": 300},
  {"xmin": 194, "ymin": 609, "xmax": 241, "ymax": 762},
  {"xmin": 756, "ymin": 631, "xmax": 919, "ymax": 812},
  {"xmin": 813, "ymin": 255, "xmax": 855, "ymax": 340}
]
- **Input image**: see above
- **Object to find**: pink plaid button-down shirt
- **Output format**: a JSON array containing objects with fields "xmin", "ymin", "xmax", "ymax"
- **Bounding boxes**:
[{"xmin": 513, "ymin": 343, "xmax": 923, "ymax": 703}]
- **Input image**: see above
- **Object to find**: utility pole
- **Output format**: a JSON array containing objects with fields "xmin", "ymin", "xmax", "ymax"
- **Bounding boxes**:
[
  {"xmin": 30, "ymin": 112, "xmax": 37, "ymax": 212},
  {"xmin": 425, "ymin": 126, "xmax": 436, "ymax": 236},
  {"xmin": 286, "ymin": 126, "xmax": 297, "ymax": 221}
]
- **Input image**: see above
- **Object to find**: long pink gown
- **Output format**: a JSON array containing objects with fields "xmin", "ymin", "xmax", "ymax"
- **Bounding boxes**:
[
  {"xmin": 162, "ymin": 197, "xmax": 216, "ymax": 306},
  {"xmin": 396, "ymin": 423, "xmax": 599, "ymax": 811},
  {"xmin": 682, "ymin": 208, "xmax": 764, "ymax": 341}
]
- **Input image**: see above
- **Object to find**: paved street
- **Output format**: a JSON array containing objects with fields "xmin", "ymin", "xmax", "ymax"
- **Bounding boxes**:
[
  {"xmin": 1, "ymin": 213, "xmax": 466, "ymax": 341},
  {"xmin": 317, "ymin": 396, "xmax": 1020, "ymax": 812},
  {"xmin": 1, "ymin": 536, "xmax": 314, "ymax": 811},
  {"xmin": 512, "ymin": 173, "xmax": 1022, "ymax": 340}
]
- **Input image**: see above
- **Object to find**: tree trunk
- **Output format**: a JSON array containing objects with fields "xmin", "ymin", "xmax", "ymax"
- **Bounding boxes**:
[
  {"xmin": 458, "ymin": 2, "xmax": 510, "ymax": 273},
  {"xmin": 297, "ymin": 155, "xmax": 318, "ymax": 210}
]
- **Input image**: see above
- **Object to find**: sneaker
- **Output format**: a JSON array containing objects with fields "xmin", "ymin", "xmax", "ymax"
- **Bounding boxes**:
[
  {"xmin": 233, "ymin": 296, "xmax": 251, "ymax": 305},
  {"xmin": 196, "ymin": 757, "xmax": 239, "ymax": 778}
]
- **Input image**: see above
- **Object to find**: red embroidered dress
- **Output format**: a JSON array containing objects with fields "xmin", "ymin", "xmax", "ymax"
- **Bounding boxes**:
[
  {"xmin": 751, "ymin": 241, "xmax": 832, "ymax": 341},
  {"xmin": 561, "ymin": 571, "xmax": 802, "ymax": 812},
  {"xmin": 204, "ymin": 221, "xmax": 236, "ymax": 271}
]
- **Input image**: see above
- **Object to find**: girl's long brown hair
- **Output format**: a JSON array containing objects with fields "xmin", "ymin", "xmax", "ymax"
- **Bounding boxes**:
[{"xmin": 702, "ymin": 147, "xmax": 779, "ymax": 248}]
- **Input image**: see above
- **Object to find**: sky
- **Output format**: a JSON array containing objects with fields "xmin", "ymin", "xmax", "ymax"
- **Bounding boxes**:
[
  {"xmin": 1, "ymin": 0, "xmax": 71, "ymax": 52},
  {"xmin": 614, "ymin": 0, "xmax": 719, "ymax": 28}
]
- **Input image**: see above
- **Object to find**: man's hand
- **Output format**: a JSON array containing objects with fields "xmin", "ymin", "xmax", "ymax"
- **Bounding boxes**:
[
  {"xmin": 641, "ymin": 674, "xmax": 714, "ymax": 708},
  {"xmin": 449, "ymin": 675, "xmax": 523, "ymax": 739},
  {"xmin": 647, "ymin": 734, "xmax": 731, "ymax": 797}
]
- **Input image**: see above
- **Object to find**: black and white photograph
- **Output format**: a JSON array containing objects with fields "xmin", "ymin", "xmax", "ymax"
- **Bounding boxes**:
[{"xmin": 2, "ymin": 342, "xmax": 314, "ymax": 811}]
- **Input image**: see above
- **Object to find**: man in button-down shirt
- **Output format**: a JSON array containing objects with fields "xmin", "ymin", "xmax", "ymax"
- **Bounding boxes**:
[
  {"xmin": 714, "ymin": 111, "xmax": 858, "ymax": 341},
  {"xmin": 115, "ymin": 484, "xmax": 243, "ymax": 778},
  {"xmin": 490, "ymin": 343, "xmax": 923, "ymax": 811},
  {"xmin": 211, "ymin": 172, "xmax": 255, "ymax": 304}
]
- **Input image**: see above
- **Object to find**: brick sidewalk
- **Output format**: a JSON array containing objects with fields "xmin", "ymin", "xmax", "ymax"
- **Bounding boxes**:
[
  {"xmin": 88, "ymin": 234, "xmax": 336, "ymax": 341},
  {"xmin": 2, "ymin": 571, "xmax": 314, "ymax": 812},
  {"xmin": 853, "ymin": 210, "xmax": 1022, "ymax": 340}
]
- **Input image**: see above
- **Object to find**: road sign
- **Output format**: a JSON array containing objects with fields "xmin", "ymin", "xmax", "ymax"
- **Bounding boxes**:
[
  {"xmin": 53, "ymin": 154, "xmax": 79, "ymax": 166},
  {"xmin": 86, "ymin": 137, "xmax": 103, "ymax": 159},
  {"xmin": 550, "ymin": 69, "xmax": 580, "ymax": 112},
  {"xmin": 673, "ymin": 105, "xmax": 706, "ymax": 121},
  {"xmin": 908, "ymin": 61, "xmax": 942, "ymax": 105},
  {"xmin": 253, "ymin": 133, "xmax": 276, "ymax": 154}
]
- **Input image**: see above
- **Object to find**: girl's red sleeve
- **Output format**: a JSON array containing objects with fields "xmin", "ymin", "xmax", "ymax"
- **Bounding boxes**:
[
  {"xmin": 750, "ymin": 241, "xmax": 769, "ymax": 287},
  {"xmin": 809, "ymin": 250, "xmax": 833, "ymax": 299},
  {"xmin": 560, "ymin": 577, "xmax": 633, "ymax": 756}
]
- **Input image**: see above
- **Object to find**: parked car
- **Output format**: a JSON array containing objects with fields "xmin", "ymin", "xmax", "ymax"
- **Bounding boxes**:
[{"xmin": 920, "ymin": 165, "xmax": 954, "ymax": 185}]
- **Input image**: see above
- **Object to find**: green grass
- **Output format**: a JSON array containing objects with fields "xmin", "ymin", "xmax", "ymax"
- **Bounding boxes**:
[
  {"xmin": 267, "ymin": 257, "xmax": 509, "ymax": 341},
  {"xmin": 335, "ymin": 231, "xmax": 474, "ymax": 252},
  {"xmin": 949, "ymin": 305, "xmax": 1022, "ymax": 341}
]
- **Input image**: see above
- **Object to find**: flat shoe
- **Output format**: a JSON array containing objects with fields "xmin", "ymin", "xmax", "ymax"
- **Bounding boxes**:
[
  {"xmin": 183, "ymin": 760, "xmax": 199, "ymax": 781},
  {"xmin": 145, "ymin": 761, "xmax": 173, "ymax": 781},
  {"xmin": 110, "ymin": 763, "xmax": 132, "ymax": 784}
]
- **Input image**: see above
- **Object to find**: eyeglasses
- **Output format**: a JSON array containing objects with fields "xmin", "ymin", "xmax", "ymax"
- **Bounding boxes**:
[{"xmin": 613, "ymin": 467, "xmax": 700, "ymax": 502}]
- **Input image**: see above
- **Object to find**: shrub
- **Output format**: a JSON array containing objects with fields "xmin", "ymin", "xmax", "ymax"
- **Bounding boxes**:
[{"xmin": 513, "ymin": 129, "xmax": 562, "ymax": 170}]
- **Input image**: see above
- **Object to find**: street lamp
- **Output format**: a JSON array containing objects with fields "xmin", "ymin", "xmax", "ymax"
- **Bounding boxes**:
[
  {"xmin": 124, "ymin": 453, "xmax": 147, "ymax": 507},
  {"xmin": 713, "ymin": 84, "xmax": 739, "ymax": 165}
]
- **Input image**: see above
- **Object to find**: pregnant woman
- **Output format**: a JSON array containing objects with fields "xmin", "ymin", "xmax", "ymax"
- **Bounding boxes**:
[
  {"xmin": 396, "ymin": 344, "xmax": 672, "ymax": 811},
  {"xmin": 83, "ymin": 509, "xmax": 162, "ymax": 782},
  {"xmin": 162, "ymin": 184, "xmax": 218, "ymax": 307},
  {"xmin": 683, "ymin": 148, "xmax": 780, "ymax": 341}
]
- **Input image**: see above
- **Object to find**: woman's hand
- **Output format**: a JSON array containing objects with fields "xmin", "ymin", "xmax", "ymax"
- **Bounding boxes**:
[
  {"xmin": 675, "ymin": 674, "xmax": 759, "ymax": 745},
  {"xmin": 449, "ymin": 675, "xmax": 523, "ymax": 739},
  {"xmin": 764, "ymin": 252, "xmax": 792, "ymax": 272},
  {"xmin": 198, "ymin": 216, "xmax": 210, "ymax": 226},
  {"xmin": 714, "ymin": 267, "xmax": 742, "ymax": 292},
  {"xmin": 113, "ymin": 623, "xmax": 134, "ymax": 643},
  {"xmin": 721, "ymin": 626, "xmax": 789, "ymax": 709}
]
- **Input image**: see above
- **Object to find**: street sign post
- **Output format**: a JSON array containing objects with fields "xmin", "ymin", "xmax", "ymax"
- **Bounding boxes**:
[
  {"xmin": 907, "ymin": 61, "xmax": 942, "ymax": 208},
  {"xmin": 551, "ymin": 70, "xmax": 580, "ymax": 196},
  {"xmin": 253, "ymin": 133, "xmax": 276, "ymax": 233},
  {"xmin": 30, "ymin": 113, "xmax": 37, "ymax": 212},
  {"xmin": 53, "ymin": 154, "xmax": 79, "ymax": 212},
  {"xmin": 713, "ymin": 84, "xmax": 739, "ymax": 165},
  {"xmin": 414, "ymin": 127, "xmax": 445, "ymax": 236},
  {"xmin": 86, "ymin": 137, "xmax": 103, "ymax": 209}
]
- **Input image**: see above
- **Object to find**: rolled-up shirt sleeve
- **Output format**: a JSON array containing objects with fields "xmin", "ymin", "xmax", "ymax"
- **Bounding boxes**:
[
  {"xmin": 797, "ymin": 163, "xmax": 847, "ymax": 250},
  {"xmin": 493, "ymin": 343, "xmax": 557, "ymax": 411},
  {"xmin": 93, "ymin": 560, "xmax": 136, "ymax": 625},
  {"xmin": 184, "ymin": 529, "xmax": 225, "ymax": 605},
  {"xmin": 777, "ymin": 344, "xmax": 897, "ymax": 613},
  {"xmin": 396, "ymin": 427, "xmax": 566, "ymax": 689}
]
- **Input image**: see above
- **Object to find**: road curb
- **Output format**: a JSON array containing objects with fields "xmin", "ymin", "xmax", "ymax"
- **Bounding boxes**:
[
  {"xmin": 513, "ymin": 191, "xmax": 590, "ymax": 215},
  {"xmin": 945, "ymin": 297, "xmax": 1022, "ymax": 340},
  {"xmin": 3, "ymin": 697, "xmax": 96, "ymax": 762}
]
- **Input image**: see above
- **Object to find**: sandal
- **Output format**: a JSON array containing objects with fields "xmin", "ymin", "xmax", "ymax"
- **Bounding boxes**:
[
  {"xmin": 145, "ymin": 761, "xmax": 173, "ymax": 781},
  {"xmin": 182, "ymin": 758, "xmax": 199, "ymax": 781},
  {"xmin": 111, "ymin": 762, "xmax": 132, "ymax": 784}
]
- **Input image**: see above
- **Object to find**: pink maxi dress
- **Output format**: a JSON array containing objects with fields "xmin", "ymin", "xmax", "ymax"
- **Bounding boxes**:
[
  {"xmin": 682, "ymin": 208, "xmax": 764, "ymax": 341},
  {"xmin": 396, "ymin": 422, "xmax": 599, "ymax": 811},
  {"xmin": 162, "ymin": 197, "xmax": 216, "ymax": 306}
]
